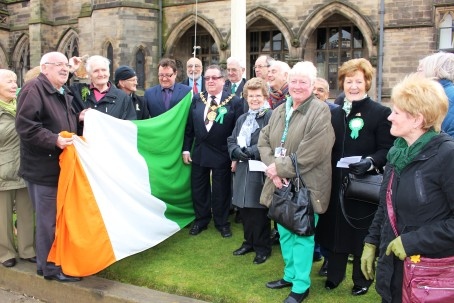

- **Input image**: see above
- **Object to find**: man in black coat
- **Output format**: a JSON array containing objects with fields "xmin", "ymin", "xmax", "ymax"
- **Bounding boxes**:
[
  {"xmin": 114, "ymin": 65, "xmax": 149, "ymax": 120},
  {"xmin": 182, "ymin": 65, "xmax": 244, "ymax": 238}
]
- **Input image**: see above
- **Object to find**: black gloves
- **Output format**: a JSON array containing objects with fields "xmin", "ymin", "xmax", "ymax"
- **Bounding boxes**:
[
  {"xmin": 349, "ymin": 158, "xmax": 373, "ymax": 175},
  {"xmin": 232, "ymin": 147, "xmax": 249, "ymax": 161},
  {"xmin": 242, "ymin": 147, "xmax": 254, "ymax": 160}
]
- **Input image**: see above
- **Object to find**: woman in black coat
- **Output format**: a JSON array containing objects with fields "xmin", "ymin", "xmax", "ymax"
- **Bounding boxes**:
[
  {"xmin": 315, "ymin": 58, "xmax": 395, "ymax": 296},
  {"xmin": 362, "ymin": 74, "xmax": 454, "ymax": 303},
  {"xmin": 227, "ymin": 77, "xmax": 272, "ymax": 265}
]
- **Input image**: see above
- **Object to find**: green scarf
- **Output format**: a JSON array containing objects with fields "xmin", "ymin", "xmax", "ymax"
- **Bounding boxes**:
[
  {"xmin": 387, "ymin": 129, "xmax": 438, "ymax": 173},
  {"xmin": 0, "ymin": 99, "xmax": 16, "ymax": 117}
]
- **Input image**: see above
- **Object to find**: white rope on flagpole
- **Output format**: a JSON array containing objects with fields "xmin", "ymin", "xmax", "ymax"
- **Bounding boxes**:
[{"xmin": 191, "ymin": 0, "xmax": 200, "ymax": 85}]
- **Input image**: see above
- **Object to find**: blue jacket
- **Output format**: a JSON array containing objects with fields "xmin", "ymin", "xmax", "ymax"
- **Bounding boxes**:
[
  {"xmin": 144, "ymin": 83, "xmax": 191, "ymax": 118},
  {"xmin": 440, "ymin": 79, "xmax": 454, "ymax": 137}
]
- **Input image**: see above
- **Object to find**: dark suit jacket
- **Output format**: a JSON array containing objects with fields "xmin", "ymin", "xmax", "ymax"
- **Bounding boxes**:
[
  {"xmin": 224, "ymin": 78, "xmax": 248, "ymax": 112},
  {"xmin": 183, "ymin": 91, "xmax": 244, "ymax": 168},
  {"xmin": 144, "ymin": 83, "xmax": 191, "ymax": 118},
  {"xmin": 181, "ymin": 77, "xmax": 205, "ymax": 93},
  {"xmin": 224, "ymin": 78, "xmax": 246, "ymax": 98}
]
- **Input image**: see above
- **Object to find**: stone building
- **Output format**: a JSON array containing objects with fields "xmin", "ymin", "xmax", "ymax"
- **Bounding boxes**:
[{"xmin": 0, "ymin": 0, "xmax": 453, "ymax": 101}]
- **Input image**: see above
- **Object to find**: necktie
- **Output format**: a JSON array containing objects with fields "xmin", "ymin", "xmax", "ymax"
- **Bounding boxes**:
[
  {"xmin": 231, "ymin": 83, "xmax": 237, "ymax": 94},
  {"xmin": 205, "ymin": 95, "xmax": 217, "ymax": 126},
  {"xmin": 193, "ymin": 81, "xmax": 198, "ymax": 94},
  {"xmin": 163, "ymin": 88, "xmax": 171, "ymax": 110}
]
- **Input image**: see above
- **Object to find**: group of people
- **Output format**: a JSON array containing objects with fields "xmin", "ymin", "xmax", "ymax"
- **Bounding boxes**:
[{"xmin": 1, "ymin": 49, "xmax": 454, "ymax": 303}]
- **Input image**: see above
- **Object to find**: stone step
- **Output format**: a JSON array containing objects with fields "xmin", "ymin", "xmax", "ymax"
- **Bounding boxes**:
[{"xmin": 0, "ymin": 260, "xmax": 209, "ymax": 303}]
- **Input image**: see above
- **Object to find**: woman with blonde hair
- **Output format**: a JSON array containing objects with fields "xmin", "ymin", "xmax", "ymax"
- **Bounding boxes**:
[
  {"xmin": 362, "ymin": 74, "xmax": 454, "ymax": 302},
  {"xmin": 228, "ymin": 77, "xmax": 273, "ymax": 264}
]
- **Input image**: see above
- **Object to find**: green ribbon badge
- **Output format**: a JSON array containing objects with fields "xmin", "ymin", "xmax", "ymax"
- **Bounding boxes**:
[
  {"xmin": 349, "ymin": 117, "xmax": 364, "ymax": 139},
  {"xmin": 215, "ymin": 106, "xmax": 228, "ymax": 124}
]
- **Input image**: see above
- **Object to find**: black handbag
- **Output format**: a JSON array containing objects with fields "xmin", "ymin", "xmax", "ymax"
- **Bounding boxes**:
[
  {"xmin": 340, "ymin": 172, "xmax": 383, "ymax": 229},
  {"xmin": 267, "ymin": 153, "xmax": 315, "ymax": 236},
  {"xmin": 343, "ymin": 173, "xmax": 383, "ymax": 205}
]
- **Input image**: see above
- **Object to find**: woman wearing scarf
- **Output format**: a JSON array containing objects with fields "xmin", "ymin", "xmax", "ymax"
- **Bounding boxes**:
[
  {"xmin": 227, "ymin": 77, "xmax": 272, "ymax": 265},
  {"xmin": 258, "ymin": 62, "xmax": 335, "ymax": 303},
  {"xmin": 0, "ymin": 69, "xmax": 36, "ymax": 268},
  {"xmin": 361, "ymin": 74, "xmax": 454, "ymax": 302},
  {"xmin": 315, "ymin": 58, "xmax": 395, "ymax": 296}
]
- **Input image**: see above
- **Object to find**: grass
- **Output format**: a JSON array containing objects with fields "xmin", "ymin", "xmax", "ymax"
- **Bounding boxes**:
[{"xmin": 98, "ymin": 215, "xmax": 380, "ymax": 303}]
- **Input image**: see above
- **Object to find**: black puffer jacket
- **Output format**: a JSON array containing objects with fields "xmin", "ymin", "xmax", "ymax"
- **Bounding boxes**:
[{"xmin": 365, "ymin": 133, "xmax": 454, "ymax": 302}]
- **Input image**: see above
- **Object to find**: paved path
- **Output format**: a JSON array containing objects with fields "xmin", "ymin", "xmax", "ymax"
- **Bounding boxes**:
[{"xmin": 0, "ymin": 287, "xmax": 43, "ymax": 302}]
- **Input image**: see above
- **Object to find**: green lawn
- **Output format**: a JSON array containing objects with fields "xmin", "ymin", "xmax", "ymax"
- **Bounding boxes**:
[{"xmin": 98, "ymin": 216, "xmax": 380, "ymax": 303}]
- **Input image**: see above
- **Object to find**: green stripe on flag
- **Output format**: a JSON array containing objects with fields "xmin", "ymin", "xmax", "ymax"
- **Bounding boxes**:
[{"xmin": 133, "ymin": 92, "xmax": 194, "ymax": 228}]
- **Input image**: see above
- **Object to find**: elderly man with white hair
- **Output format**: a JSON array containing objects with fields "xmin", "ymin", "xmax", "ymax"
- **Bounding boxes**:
[
  {"xmin": 69, "ymin": 55, "xmax": 136, "ymax": 120},
  {"xmin": 224, "ymin": 56, "xmax": 247, "ymax": 98},
  {"xmin": 268, "ymin": 60, "xmax": 290, "ymax": 109}
]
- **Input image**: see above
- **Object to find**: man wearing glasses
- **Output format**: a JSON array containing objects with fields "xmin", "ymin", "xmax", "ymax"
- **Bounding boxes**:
[
  {"xmin": 254, "ymin": 55, "xmax": 274, "ymax": 81},
  {"xmin": 16, "ymin": 52, "xmax": 84, "ymax": 282},
  {"xmin": 144, "ymin": 58, "xmax": 191, "ymax": 118},
  {"xmin": 183, "ymin": 65, "xmax": 244, "ymax": 238},
  {"xmin": 114, "ymin": 65, "xmax": 149, "ymax": 120},
  {"xmin": 181, "ymin": 57, "xmax": 205, "ymax": 94}
]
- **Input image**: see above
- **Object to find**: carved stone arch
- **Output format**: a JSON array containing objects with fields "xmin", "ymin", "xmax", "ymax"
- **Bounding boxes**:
[
  {"xmin": 0, "ymin": 44, "xmax": 8, "ymax": 68},
  {"xmin": 244, "ymin": 6, "xmax": 295, "ymax": 48},
  {"xmin": 57, "ymin": 28, "xmax": 79, "ymax": 58},
  {"xmin": 12, "ymin": 34, "xmax": 30, "ymax": 85},
  {"xmin": 165, "ymin": 14, "xmax": 224, "ymax": 57},
  {"xmin": 297, "ymin": 1, "xmax": 376, "ymax": 55}
]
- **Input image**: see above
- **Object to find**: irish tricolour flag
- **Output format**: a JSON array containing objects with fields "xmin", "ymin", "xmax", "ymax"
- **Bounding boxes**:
[{"xmin": 48, "ymin": 92, "xmax": 194, "ymax": 277}]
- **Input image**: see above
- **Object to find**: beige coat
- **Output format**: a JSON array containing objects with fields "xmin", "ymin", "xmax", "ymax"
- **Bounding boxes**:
[
  {"xmin": 0, "ymin": 107, "xmax": 26, "ymax": 191},
  {"xmin": 257, "ymin": 96, "xmax": 335, "ymax": 214}
]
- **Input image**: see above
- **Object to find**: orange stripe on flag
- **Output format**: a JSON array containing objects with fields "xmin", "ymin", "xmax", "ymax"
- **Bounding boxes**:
[{"xmin": 48, "ymin": 142, "xmax": 116, "ymax": 276}]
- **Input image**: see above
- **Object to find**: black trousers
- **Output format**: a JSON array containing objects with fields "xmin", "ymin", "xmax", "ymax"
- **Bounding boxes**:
[
  {"xmin": 327, "ymin": 251, "xmax": 373, "ymax": 288},
  {"xmin": 240, "ymin": 208, "xmax": 271, "ymax": 255},
  {"xmin": 191, "ymin": 163, "xmax": 231, "ymax": 230}
]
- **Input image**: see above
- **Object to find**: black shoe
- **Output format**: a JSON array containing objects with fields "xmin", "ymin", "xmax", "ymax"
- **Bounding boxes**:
[
  {"xmin": 313, "ymin": 252, "xmax": 322, "ymax": 262},
  {"xmin": 220, "ymin": 226, "xmax": 232, "ymax": 238},
  {"xmin": 44, "ymin": 273, "xmax": 81, "ymax": 282},
  {"xmin": 325, "ymin": 280, "xmax": 339, "ymax": 290},
  {"xmin": 233, "ymin": 246, "xmax": 253, "ymax": 256},
  {"xmin": 270, "ymin": 229, "xmax": 280, "ymax": 245},
  {"xmin": 20, "ymin": 256, "xmax": 37, "ymax": 263},
  {"xmin": 253, "ymin": 254, "xmax": 269, "ymax": 264},
  {"xmin": 318, "ymin": 259, "xmax": 328, "ymax": 276},
  {"xmin": 266, "ymin": 279, "xmax": 292, "ymax": 289},
  {"xmin": 352, "ymin": 285, "xmax": 369, "ymax": 296},
  {"xmin": 37, "ymin": 269, "xmax": 43, "ymax": 276},
  {"xmin": 283, "ymin": 290, "xmax": 309, "ymax": 303},
  {"xmin": 2, "ymin": 258, "xmax": 16, "ymax": 268},
  {"xmin": 189, "ymin": 224, "xmax": 207, "ymax": 236}
]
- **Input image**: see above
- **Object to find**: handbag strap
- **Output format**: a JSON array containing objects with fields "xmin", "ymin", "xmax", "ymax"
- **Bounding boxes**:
[
  {"xmin": 385, "ymin": 169, "xmax": 399, "ymax": 237},
  {"xmin": 290, "ymin": 153, "xmax": 305, "ymax": 189}
]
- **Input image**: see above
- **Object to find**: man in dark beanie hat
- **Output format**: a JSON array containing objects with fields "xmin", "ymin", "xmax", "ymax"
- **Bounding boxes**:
[{"xmin": 115, "ymin": 65, "xmax": 149, "ymax": 120}]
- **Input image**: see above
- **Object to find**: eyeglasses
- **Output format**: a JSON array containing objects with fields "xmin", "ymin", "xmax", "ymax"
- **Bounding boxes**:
[
  {"xmin": 247, "ymin": 95, "xmax": 264, "ymax": 99},
  {"xmin": 254, "ymin": 65, "xmax": 270, "ymax": 69},
  {"xmin": 123, "ymin": 78, "xmax": 138, "ymax": 82},
  {"xmin": 204, "ymin": 76, "xmax": 223, "ymax": 81},
  {"xmin": 226, "ymin": 68, "xmax": 239, "ymax": 73},
  {"xmin": 45, "ymin": 62, "xmax": 72, "ymax": 68},
  {"xmin": 158, "ymin": 73, "xmax": 174, "ymax": 78},
  {"xmin": 187, "ymin": 64, "xmax": 201, "ymax": 68}
]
